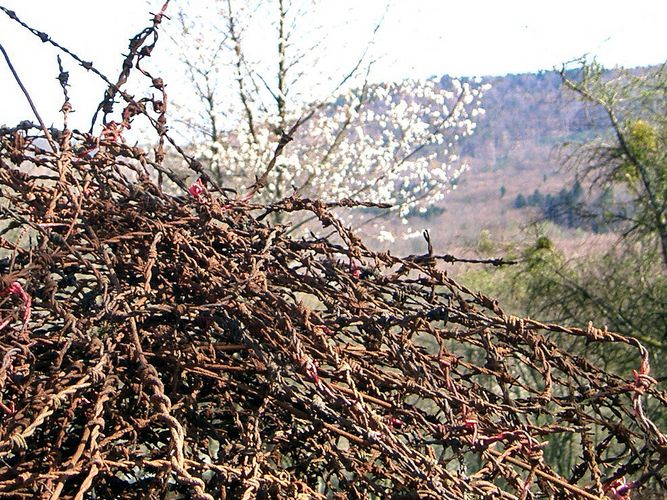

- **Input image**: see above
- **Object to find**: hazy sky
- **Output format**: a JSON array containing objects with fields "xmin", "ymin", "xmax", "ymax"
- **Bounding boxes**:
[{"xmin": 0, "ymin": 0, "xmax": 665, "ymax": 130}]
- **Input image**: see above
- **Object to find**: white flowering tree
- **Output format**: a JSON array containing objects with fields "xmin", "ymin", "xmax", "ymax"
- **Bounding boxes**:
[{"xmin": 165, "ymin": 0, "xmax": 488, "ymax": 236}]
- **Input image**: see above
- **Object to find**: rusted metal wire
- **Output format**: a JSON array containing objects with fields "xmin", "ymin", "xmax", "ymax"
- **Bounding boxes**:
[{"xmin": 0, "ymin": 3, "xmax": 665, "ymax": 498}]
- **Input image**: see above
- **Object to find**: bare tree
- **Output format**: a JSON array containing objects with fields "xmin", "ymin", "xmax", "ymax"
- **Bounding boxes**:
[{"xmin": 561, "ymin": 59, "xmax": 667, "ymax": 269}]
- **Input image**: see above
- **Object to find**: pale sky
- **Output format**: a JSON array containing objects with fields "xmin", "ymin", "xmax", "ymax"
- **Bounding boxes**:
[{"xmin": 0, "ymin": 0, "xmax": 665, "ymax": 131}]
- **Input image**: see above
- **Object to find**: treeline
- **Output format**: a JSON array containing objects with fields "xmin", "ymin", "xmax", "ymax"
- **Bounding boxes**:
[{"xmin": 512, "ymin": 180, "xmax": 622, "ymax": 233}]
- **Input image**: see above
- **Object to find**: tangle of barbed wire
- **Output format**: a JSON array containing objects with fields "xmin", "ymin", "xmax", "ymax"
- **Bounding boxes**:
[{"xmin": 0, "ymin": 2, "xmax": 665, "ymax": 498}]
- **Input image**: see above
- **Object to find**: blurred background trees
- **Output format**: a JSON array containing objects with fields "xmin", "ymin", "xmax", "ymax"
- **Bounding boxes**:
[
  {"xmin": 465, "ymin": 60, "xmax": 667, "ymax": 371},
  {"xmin": 459, "ymin": 63, "xmax": 666, "ymax": 483},
  {"xmin": 562, "ymin": 60, "xmax": 667, "ymax": 269}
]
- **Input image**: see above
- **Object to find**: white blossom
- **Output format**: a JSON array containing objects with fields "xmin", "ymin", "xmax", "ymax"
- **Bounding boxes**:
[
  {"xmin": 168, "ymin": 1, "xmax": 489, "ymax": 237},
  {"xmin": 378, "ymin": 230, "xmax": 395, "ymax": 243}
]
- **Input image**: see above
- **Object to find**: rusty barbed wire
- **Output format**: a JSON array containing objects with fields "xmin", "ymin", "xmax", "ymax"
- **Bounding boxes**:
[{"xmin": 0, "ymin": 3, "xmax": 665, "ymax": 499}]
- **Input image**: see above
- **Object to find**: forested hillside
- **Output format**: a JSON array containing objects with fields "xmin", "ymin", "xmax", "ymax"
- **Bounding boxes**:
[
  {"xmin": 406, "ymin": 68, "xmax": 646, "ymax": 253},
  {"xmin": 458, "ymin": 70, "xmax": 604, "ymax": 159}
]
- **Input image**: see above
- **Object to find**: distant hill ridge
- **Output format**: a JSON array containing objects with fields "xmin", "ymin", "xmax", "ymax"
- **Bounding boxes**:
[
  {"xmin": 446, "ymin": 70, "xmax": 598, "ymax": 169},
  {"xmin": 392, "ymin": 66, "xmax": 658, "ymax": 252},
  {"xmin": 449, "ymin": 65, "xmax": 659, "ymax": 169}
]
